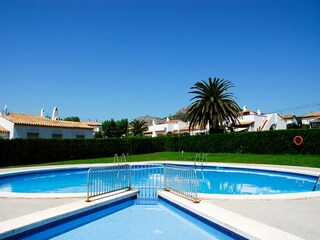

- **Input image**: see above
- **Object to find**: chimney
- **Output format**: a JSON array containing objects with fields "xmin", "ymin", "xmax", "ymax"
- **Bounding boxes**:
[
  {"xmin": 40, "ymin": 109, "xmax": 45, "ymax": 117},
  {"xmin": 257, "ymin": 109, "xmax": 261, "ymax": 115},
  {"xmin": 52, "ymin": 107, "xmax": 59, "ymax": 120},
  {"xmin": 243, "ymin": 106, "xmax": 247, "ymax": 111}
]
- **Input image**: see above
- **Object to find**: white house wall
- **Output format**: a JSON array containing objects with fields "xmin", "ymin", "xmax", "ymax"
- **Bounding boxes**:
[
  {"xmin": 148, "ymin": 120, "xmax": 189, "ymax": 137},
  {"xmin": 262, "ymin": 114, "xmax": 275, "ymax": 130},
  {"xmin": 275, "ymin": 114, "xmax": 287, "ymax": 130},
  {"xmin": 0, "ymin": 117, "xmax": 14, "ymax": 139},
  {"xmin": 238, "ymin": 113, "xmax": 286, "ymax": 131},
  {"xmin": 302, "ymin": 117, "xmax": 315, "ymax": 125},
  {"xmin": 13, "ymin": 125, "xmax": 93, "ymax": 139}
]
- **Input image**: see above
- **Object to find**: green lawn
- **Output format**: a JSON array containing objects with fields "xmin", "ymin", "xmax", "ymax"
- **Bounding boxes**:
[{"xmin": 8, "ymin": 152, "xmax": 319, "ymax": 168}]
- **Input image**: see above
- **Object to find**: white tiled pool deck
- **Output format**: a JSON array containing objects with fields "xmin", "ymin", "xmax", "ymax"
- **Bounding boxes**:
[{"xmin": 0, "ymin": 162, "xmax": 320, "ymax": 239}]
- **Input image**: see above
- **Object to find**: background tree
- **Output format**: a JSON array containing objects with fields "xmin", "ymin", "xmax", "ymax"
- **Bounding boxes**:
[
  {"xmin": 187, "ymin": 77, "xmax": 241, "ymax": 134},
  {"xmin": 63, "ymin": 116, "xmax": 80, "ymax": 122},
  {"xmin": 130, "ymin": 119, "xmax": 148, "ymax": 136},
  {"xmin": 102, "ymin": 118, "xmax": 128, "ymax": 138},
  {"xmin": 94, "ymin": 131, "xmax": 103, "ymax": 138}
]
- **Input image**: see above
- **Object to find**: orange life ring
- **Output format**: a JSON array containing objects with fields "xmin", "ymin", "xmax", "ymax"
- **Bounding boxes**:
[{"xmin": 294, "ymin": 136, "xmax": 303, "ymax": 146}]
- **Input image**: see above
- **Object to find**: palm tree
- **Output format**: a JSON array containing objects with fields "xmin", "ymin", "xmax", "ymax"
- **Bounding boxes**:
[
  {"xmin": 187, "ymin": 77, "xmax": 241, "ymax": 134},
  {"xmin": 130, "ymin": 119, "xmax": 148, "ymax": 136}
]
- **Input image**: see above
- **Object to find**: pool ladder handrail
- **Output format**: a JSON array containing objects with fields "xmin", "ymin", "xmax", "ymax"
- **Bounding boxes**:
[
  {"xmin": 121, "ymin": 154, "xmax": 127, "ymax": 164},
  {"xmin": 114, "ymin": 153, "xmax": 127, "ymax": 165},
  {"xmin": 312, "ymin": 174, "xmax": 320, "ymax": 191},
  {"xmin": 194, "ymin": 153, "xmax": 207, "ymax": 167},
  {"xmin": 114, "ymin": 154, "xmax": 119, "ymax": 164}
]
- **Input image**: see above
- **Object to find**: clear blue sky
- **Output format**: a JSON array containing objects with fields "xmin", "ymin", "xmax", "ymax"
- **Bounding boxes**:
[{"xmin": 1, "ymin": 0, "xmax": 320, "ymax": 122}]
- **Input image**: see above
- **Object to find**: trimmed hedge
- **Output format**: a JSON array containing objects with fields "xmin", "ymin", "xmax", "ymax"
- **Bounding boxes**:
[
  {"xmin": 0, "ymin": 138, "xmax": 125, "ymax": 167},
  {"xmin": 0, "ymin": 137, "xmax": 164, "ymax": 167},
  {"xmin": 0, "ymin": 129, "xmax": 319, "ymax": 167},
  {"xmin": 163, "ymin": 129, "xmax": 320, "ymax": 154}
]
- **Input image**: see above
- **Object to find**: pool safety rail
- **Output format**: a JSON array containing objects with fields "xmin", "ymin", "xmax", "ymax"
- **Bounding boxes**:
[
  {"xmin": 165, "ymin": 164, "xmax": 200, "ymax": 203},
  {"xmin": 86, "ymin": 164, "xmax": 200, "ymax": 203},
  {"xmin": 131, "ymin": 164, "xmax": 164, "ymax": 199},
  {"xmin": 86, "ymin": 164, "xmax": 131, "ymax": 202}
]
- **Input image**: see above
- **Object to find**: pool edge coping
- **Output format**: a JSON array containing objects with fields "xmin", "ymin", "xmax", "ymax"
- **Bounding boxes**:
[
  {"xmin": 158, "ymin": 190, "xmax": 303, "ymax": 240},
  {"xmin": 1, "ymin": 161, "xmax": 320, "ymax": 200}
]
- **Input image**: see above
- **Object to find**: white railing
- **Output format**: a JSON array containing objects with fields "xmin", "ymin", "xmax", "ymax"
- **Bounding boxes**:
[
  {"xmin": 131, "ymin": 164, "xmax": 164, "ymax": 199},
  {"xmin": 164, "ymin": 164, "xmax": 200, "ymax": 203},
  {"xmin": 86, "ymin": 163, "xmax": 200, "ymax": 203},
  {"xmin": 86, "ymin": 164, "xmax": 131, "ymax": 202}
]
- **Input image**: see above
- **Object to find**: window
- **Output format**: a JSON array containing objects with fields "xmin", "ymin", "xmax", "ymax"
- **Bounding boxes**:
[
  {"xmin": 76, "ymin": 135, "xmax": 85, "ymax": 139},
  {"xmin": 27, "ymin": 132, "xmax": 39, "ymax": 138},
  {"xmin": 52, "ymin": 133, "xmax": 63, "ymax": 139}
]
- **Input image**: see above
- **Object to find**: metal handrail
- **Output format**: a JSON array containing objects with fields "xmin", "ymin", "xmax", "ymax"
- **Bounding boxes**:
[
  {"xmin": 121, "ymin": 154, "xmax": 127, "ymax": 163},
  {"xmin": 312, "ymin": 175, "xmax": 320, "ymax": 191},
  {"xmin": 131, "ymin": 164, "xmax": 164, "ymax": 199},
  {"xmin": 86, "ymin": 163, "xmax": 201, "ymax": 203},
  {"xmin": 86, "ymin": 164, "xmax": 131, "ymax": 202},
  {"xmin": 114, "ymin": 154, "xmax": 119, "ymax": 164},
  {"xmin": 202, "ymin": 153, "xmax": 207, "ymax": 165},
  {"xmin": 194, "ymin": 153, "xmax": 207, "ymax": 167},
  {"xmin": 164, "ymin": 164, "xmax": 200, "ymax": 203},
  {"xmin": 194, "ymin": 153, "xmax": 201, "ymax": 166},
  {"xmin": 114, "ymin": 153, "xmax": 127, "ymax": 165}
]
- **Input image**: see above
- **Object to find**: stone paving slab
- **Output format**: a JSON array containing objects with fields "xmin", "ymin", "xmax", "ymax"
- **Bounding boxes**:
[
  {"xmin": 0, "ymin": 198, "xmax": 81, "ymax": 222},
  {"xmin": 205, "ymin": 198, "xmax": 320, "ymax": 240}
]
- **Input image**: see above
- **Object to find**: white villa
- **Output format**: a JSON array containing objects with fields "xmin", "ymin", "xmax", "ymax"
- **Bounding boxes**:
[
  {"xmin": 280, "ymin": 114, "xmax": 299, "ymax": 126},
  {"xmin": 145, "ymin": 106, "xmax": 287, "ymax": 137},
  {"xmin": 234, "ymin": 106, "xmax": 287, "ymax": 132},
  {"xmin": 144, "ymin": 118, "xmax": 207, "ymax": 137},
  {"xmin": 301, "ymin": 112, "xmax": 320, "ymax": 125},
  {"xmin": 310, "ymin": 117, "xmax": 320, "ymax": 129},
  {"xmin": 0, "ymin": 107, "xmax": 95, "ymax": 139}
]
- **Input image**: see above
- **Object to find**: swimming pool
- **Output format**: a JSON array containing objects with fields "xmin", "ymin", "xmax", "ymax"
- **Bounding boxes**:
[
  {"xmin": 0, "ymin": 164, "xmax": 319, "ymax": 195},
  {"xmin": 12, "ymin": 197, "xmax": 244, "ymax": 240}
]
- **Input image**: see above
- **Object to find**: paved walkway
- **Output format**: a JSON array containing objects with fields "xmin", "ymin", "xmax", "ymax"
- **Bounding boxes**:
[{"xmin": 206, "ymin": 198, "xmax": 320, "ymax": 240}]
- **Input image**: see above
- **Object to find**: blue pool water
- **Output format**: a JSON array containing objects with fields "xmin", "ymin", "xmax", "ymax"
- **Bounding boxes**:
[
  {"xmin": 0, "ymin": 166, "xmax": 318, "ymax": 194},
  {"xmin": 16, "ymin": 198, "xmax": 242, "ymax": 240}
]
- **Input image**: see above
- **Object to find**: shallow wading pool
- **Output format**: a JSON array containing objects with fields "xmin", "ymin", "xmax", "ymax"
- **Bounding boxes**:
[{"xmin": 14, "ymin": 197, "xmax": 244, "ymax": 240}]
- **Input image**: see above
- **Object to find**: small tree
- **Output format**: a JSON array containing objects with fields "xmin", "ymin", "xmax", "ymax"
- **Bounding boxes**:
[
  {"xmin": 102, "ymin": 118, "xmax": 128, "ymax": 138},
  {"xmin": 94, "ymin": 132, "xmax": 103, "ymax": 138},
  {"xmin": 63, "ymin": 116, "xmax": 80, "ymax": 122}
]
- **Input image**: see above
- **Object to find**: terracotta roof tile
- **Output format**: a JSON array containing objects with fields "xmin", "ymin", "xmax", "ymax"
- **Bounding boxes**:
[
  {"xmin": 180, "ymin": 125, "xmax": 206, "ymax": 131},
  {"xmin": 3, "ymin": 113, "xmax": 93, "ymax": 129},
  {"xmin": 234, "ymin": 121, "xmax": 254, "ymax": 126},
  {"xmin": 0, "ymin": 126, "xmax": 9, "ymax": 133},
  {"xmin": 82, "ymin": 121, "xmax": 102, "ymax": 126},
  {"xmin": 301, "ymin": 112, "xmax": 320, "ymax": 118},
  {"xmin": 164, "ymin": 120, "xmax": 181, "ymax": 124},
  {"xmin": 280, "ymin": 114, "xmax": 296, "ymax": 119}
]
